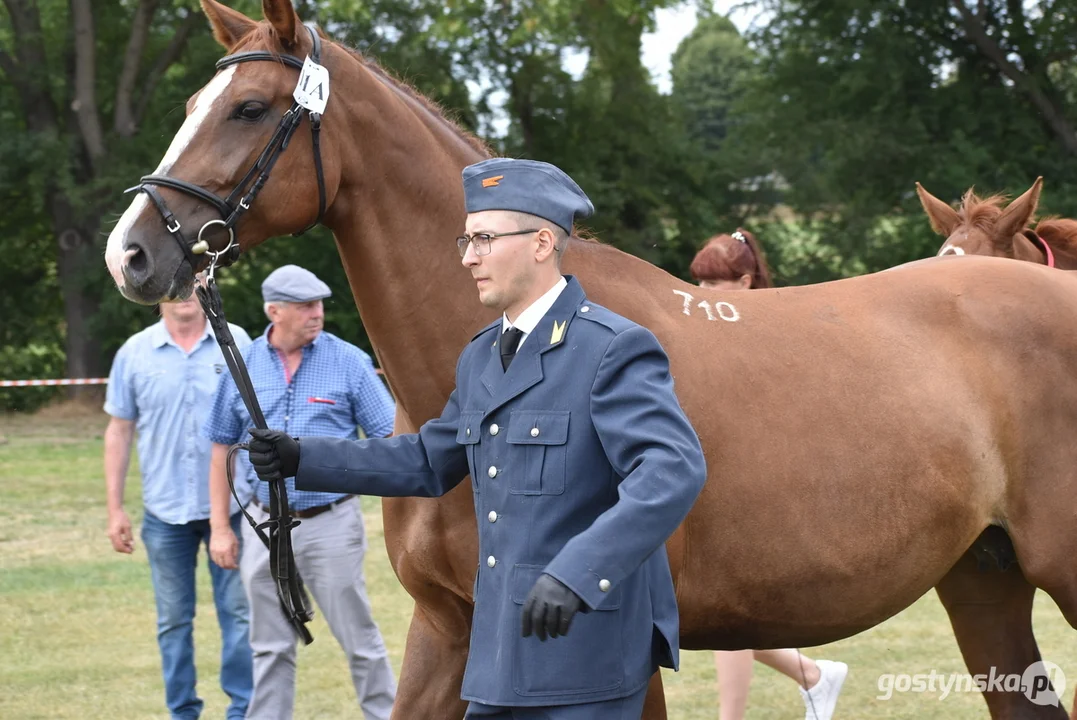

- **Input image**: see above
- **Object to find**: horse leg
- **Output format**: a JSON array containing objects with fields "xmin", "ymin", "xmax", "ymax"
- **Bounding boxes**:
[
  {"xmin": 390, "ymin": 593, "xmax": 473, "ymax": 720},
  {"xmin": 640, "ymin": 671, "xmax": 668, "ymax": 720},
  {"xmin": 935, "ymin": 543, "xmax": 1066, "ymax": 719},
  {"xmin": 384, "ymin": 408, "xmax": 474, "ymax": 719},
  {"xmin": 1005, "ymin": 530, "xmax": 1077, "ymax": 720}
]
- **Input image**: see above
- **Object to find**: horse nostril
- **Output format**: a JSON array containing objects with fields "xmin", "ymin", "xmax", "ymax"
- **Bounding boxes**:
[{"xmin": 124, "ymin": 243, "xmax": 154, "ymax": 288}]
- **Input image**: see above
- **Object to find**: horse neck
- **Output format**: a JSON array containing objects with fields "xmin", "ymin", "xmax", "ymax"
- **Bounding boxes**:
[{"xmin": 321, "ymin": 50, "xmax": 494, "ymax": 423}]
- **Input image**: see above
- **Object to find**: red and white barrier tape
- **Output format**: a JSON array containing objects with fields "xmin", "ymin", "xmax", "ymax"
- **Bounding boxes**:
[{"xmin": 0, "ymin": 378, "xmax": 109, "ymax": 387}]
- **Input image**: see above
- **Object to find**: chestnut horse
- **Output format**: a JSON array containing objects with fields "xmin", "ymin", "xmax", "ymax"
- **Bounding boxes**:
[
  {"xmin": 918, "ymin": 177, "xmax": 1077, "ymax": 270},
  {"xmin": 105, "ymin": 2, "xmax": 1077, "ymax": 717}
]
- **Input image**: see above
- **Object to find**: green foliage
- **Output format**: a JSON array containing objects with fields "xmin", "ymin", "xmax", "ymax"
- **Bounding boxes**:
[
  {"xmin": 0, "ymin": 344, "xmax": 66, "ymax": 411},
  {"xmin": 731, "ymin": 0, "xmax": 1077, "ymax": 277},
  {"xmin": 672, "ymin": 13, "xmax": 754, "ymax": 155},
  {"xmin": 665, "ymin": 9, "xmax": 777, "ymax": 276},
  {"xmin": 9, "ymin": 0, "xmax": 1077, "ymax": 409}
]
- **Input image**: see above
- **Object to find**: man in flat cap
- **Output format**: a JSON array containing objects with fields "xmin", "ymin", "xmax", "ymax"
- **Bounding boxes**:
[
  {"xmin": 248, "ymin": 160, "xmax": 707, "ymax": 718},
  {"xmin": 203, "ymin": 264, "xmax": 398, "ymax": 720}
]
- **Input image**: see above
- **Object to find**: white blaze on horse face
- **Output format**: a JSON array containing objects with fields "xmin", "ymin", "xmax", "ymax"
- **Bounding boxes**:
[
  {"xmin": 105, "ymin": 193, "xmax": 147, "ymax": 288},
  {"xmin": 938, "ymin": 244, "xmax": 966, "ymax": 257},
  {"xmin": 155, "ymin": 65, "xmax": 238, "ymax": 175},
  {"xmin": 104, "ymin": 65, "xmax": 239, "ymax": 288}
]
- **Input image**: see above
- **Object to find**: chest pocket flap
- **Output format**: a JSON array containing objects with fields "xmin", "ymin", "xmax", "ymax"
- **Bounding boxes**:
[
  {"xmin": 506, "ymin": 410, "xmax": 569, "ymax": 495},
  {"xmin": 506, "ymin": 410, "xmax": 570, "ymax": 445}
]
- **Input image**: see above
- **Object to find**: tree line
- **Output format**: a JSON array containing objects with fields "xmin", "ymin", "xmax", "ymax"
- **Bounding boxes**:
[{"xmin": 3, "ymin": 0, "xmax": 1075, "ymax": 410}]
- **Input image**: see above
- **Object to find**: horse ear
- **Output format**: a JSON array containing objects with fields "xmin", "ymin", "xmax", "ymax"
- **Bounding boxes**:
[
  {"xmin": 915, "ymin": 182, "xmax": 962, "ymax": 236},
  {"xmin": 200, "ymin": 0, "xmax": 257, "ymax": 50},
  {"xmin": 262, "ymin": 0, "xmax": 298, "ymax": 49},
  {"xmin": 994, "ymin": 176, "xmax": 1044, "ymax": 248}
]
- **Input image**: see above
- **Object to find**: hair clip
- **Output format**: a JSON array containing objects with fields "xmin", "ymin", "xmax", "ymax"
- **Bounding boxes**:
[{"xmin": 731, "ymin": 230, "xmax": 747, "ymax": 243}]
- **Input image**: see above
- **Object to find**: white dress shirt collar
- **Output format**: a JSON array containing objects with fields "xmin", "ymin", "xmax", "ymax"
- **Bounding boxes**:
[{"xmin": 501, "ymin": 276, "xmax": 568, "ymax": 348}]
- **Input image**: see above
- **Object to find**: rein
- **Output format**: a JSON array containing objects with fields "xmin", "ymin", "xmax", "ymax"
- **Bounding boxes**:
[{"xmin": 196, "ymin": 260, "xmax": 315, "ymax": 645}]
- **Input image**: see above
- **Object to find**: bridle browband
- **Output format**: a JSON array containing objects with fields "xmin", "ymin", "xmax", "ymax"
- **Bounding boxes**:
[{"xmin": 126, "ymin": 24, "xmax": 327, "ymax": 272}]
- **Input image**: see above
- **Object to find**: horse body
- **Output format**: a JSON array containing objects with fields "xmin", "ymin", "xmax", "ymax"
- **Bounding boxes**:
[
  {"xmin": 104, "ymin": 3, "xmax": 1077, "ymax": 717},
  {"xmin": 341, "ymin": 220, "xmax": 1077, "ymax": 718},
  {"xmin": 373, "ymin": 235, "xmax": 1077, "ymax": 716},
  {"xmin": 555, "ymin": 246, "xmax": 1077, "ymax": 646}
]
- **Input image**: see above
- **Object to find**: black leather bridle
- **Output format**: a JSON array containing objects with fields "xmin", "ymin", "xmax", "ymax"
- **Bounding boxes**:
[
  {"xmin": 126, "ymin": 25, "xmax": 332, "ymax": 645},
  {"xmin": 126, "ymin": 23, "xmax": 327, "ymax": 272},
  {"xmin": 201, "ymin": 276, "xmax": 315, "ymax": 646}
]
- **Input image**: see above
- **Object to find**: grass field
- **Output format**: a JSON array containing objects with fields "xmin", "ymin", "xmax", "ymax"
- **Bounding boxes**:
[{"xmin": 1, "ymin": 401, "xmax": 1074, "ymax": 719}]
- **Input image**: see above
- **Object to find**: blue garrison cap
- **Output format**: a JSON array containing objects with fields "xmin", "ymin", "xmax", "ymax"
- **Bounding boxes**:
[
  {"xmin": 462, "ymin": 158, "xmax": 594, "ymax": 234},
  {"xmin": 261, "ymin": 265, "xmax": 332, "ymax": 303}
]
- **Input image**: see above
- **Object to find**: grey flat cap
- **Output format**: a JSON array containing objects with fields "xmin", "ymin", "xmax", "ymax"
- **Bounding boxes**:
[
  {"xmin": 261, "ymin": 265, "xmax": 332, "ymax": 303},
  {"xmin": 462, "ymin": 158, "xmax": 594, "ymax": 234}
]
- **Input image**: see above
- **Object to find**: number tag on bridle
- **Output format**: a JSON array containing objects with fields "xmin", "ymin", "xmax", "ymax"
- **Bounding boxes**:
[{"xmin": 294, "ymin": 56, "xmax": 330, "ymax": 114}]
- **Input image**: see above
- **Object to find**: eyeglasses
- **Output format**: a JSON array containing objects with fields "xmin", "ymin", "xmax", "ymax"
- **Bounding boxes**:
[{"xmin": 456, "ymin": 229, "xmax": 541, "ymax": 258}]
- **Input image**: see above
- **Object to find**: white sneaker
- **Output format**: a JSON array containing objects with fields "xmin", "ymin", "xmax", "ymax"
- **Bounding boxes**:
[{"xmin": 799, "ymin": 659, "xmax": 848, "ymax": 720}]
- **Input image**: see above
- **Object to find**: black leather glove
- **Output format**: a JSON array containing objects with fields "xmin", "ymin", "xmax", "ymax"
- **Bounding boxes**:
[
  {"xmin": 520, "ymin": 573, "xmax": 585, "ymax": 641},
  {"xmin": 247, "ymin": 428, "xmax": 300, "ymax": 482}
]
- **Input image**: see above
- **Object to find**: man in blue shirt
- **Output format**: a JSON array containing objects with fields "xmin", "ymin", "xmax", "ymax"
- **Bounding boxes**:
[
  {"xmin": 204, "ymin": 265, "xmax": 398, "ymax": 720},
  {"xmin": 103, "ymin": 294, "xmax": 254, "ymax": 720}
]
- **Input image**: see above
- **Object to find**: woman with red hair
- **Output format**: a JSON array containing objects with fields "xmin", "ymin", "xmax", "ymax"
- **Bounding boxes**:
[
  {"xmin": 690, "ymin": 228, "xmax": 773, "ymax": 290},
  {"xmin": 690, "ymin": 228, "xmax": 849, "ymax": 720}
]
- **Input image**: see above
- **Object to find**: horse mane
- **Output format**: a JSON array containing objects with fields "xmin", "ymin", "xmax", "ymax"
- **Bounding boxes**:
[
  {"xmin": 338, "ymin": 45, "xmax": 494, "ymax": 158},
  {"xmin": 959, "ymin": 188, "xmax": 1009, "ymax": 232},
  {"xmin": 1033, "ymin": 218, "xmax": 1077, "ymax": 258},
  {"xmin": 236, "ymin": 24, "xmax": 490, "ymax": 157},
  {"xmin": 338, "ymin": 39, "xmax": 602, "ymax": 246},
  {"xmin": 241, "ymin": 25, "xmax": 601, "ymax": 246}
]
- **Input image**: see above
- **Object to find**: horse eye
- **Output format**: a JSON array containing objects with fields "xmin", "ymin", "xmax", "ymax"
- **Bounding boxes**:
[{"xmin": 235, "ymin": 102, "xmax": 267, "ymax": 122}]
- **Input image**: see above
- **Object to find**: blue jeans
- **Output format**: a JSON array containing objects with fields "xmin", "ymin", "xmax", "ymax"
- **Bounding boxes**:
[{"xmin": 141, "ymin": 511, "xmax": 253, "ymax": 720}]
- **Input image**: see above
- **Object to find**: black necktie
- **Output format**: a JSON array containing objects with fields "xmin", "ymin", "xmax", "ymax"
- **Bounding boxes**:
[{"xmin": 500, "ymin": 327, "xmax": 524, "ymax": 371}]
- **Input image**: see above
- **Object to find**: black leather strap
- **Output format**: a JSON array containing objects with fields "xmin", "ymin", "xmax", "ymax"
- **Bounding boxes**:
[
  {"xmin": 139, "ymin": 185, "xmax": 200, "ymax": 270},
  {"xmin": 196, "ymin": 276, "xmax": 315, "ymax": 645},
  {"xmin": 217, "ymin": 51, "xmax": 305, "ymax": 72}
]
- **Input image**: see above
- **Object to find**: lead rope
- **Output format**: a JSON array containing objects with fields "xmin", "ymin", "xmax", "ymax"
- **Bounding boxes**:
[{"xmin": 195, "ymin": 258, "xmax": 315, "ymax": 645}]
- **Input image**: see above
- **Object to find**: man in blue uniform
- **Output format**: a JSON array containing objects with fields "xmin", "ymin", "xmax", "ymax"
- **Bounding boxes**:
[{"xmin": 247, "ymin": 158, "xmax": 708, "ymax": 719}]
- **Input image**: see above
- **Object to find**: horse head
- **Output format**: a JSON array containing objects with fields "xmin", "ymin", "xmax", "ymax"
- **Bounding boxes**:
[
  {"xmin": 105, "ymin": 0, "xmax": 346, "ymax": 304},
  {"xmin": 916, "ymin": 177, "xmax": 1044, "ymax": 263}
]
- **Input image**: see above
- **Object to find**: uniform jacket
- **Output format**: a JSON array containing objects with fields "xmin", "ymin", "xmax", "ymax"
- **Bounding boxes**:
[{"xmin": 295, "ymin": 275, "xmax": 707, "ymax": 706}]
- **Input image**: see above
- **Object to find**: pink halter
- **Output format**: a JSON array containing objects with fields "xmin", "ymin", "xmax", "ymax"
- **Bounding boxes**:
[{"xmin": 1030, "ymin": 233, "xmax": 1056, "ymax": 268}]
